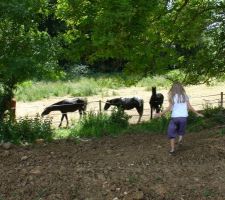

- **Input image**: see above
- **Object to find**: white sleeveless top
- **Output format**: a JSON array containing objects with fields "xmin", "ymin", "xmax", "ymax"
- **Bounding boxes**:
[{"xmin": 171, "ymin": 94, "xmax": 188, "ymax": 118}]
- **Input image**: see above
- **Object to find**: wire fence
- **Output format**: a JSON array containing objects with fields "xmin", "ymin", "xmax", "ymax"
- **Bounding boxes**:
[{"xmin": 14, "ymin": 92, "xmax": 224, "ymax": 126}]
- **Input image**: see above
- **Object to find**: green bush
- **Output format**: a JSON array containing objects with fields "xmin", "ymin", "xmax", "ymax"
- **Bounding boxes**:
[
  {"xmin": 187, "ymin": 112, "xmax": 208, "ymax": 132},
  {"xmin": 70, "ymin": 108, "xmax": 130, "ymax": 138},
  {"xmin": 202, "ymin": 105, "xmax": 225, "ymax": 124},
  {"xmin": 127, "ymin": 116, "xmax": 170, "ymax": 134},
  {"xmin": 187, "ymin": 106, "xmax": 225, "ymax": 132},
  {"xmin": 0, "ymin": 115, "xmax": 53, "ymax": 144},
  {"xmin": 127, "ymin": 106, "xmax": 225, "ymax": 135}
]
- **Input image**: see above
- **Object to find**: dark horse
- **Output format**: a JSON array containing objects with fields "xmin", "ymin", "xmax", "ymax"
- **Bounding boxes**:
[
  {"xmin": 41, "ymin": 98, "xmax": 87, "ymax": 127},
  {"xmin": 104, "ymin": 97, "xmax": 144, "ymax": 123},
  {"xmin": 149, "ymin": 87, "xmax": 164, "ymax": 119}
]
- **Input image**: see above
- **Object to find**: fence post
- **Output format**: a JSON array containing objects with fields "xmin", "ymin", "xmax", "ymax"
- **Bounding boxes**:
[
  {"xmin": 10, "ymin": 98, "xmax": 16, "ymax": 121},
  {"xmin": 99, "ymin": 100, "xmax": 102, "ymax": 113},
  {"xmin": 221, "ymin": 92, "xmax": 223, "ymax": 108}
]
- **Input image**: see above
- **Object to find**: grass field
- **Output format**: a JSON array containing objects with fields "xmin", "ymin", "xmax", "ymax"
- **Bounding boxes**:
[{"xmin": 15, "ymin": 72, "xmax": 174, "ymax": 102}]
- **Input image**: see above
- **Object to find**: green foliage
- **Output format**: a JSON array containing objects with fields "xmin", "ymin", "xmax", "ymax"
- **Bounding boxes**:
[
  {"xmin": 15, "ymin": 72, "xmax": 176, "ymax": 101},
  {"xmin": 1, "ymin": 0, "xmax": 224, "ymax": 101},
  {"xmin": 0, "ymin": 0, "xmax": 60, "ymax": 119},
  {"xmin": 187, "ymin": 106, "xmax": 225, "ymax": 132},
  {"xmin": 0, "ymin": 115, "xmax": 53, "ymax": 144},
  {"xmin": 216, "ymin": 128, "xmax": 225, "ymax": 136},
  {"xmin": 16, "ymin": 79, "xmax": 102, "ymax": 101},
  {"xmin": 137, "ymin": 75, "xmax": 171, "ymax": 90},
  {"xmin": 128, "ymin": 116, "xmax": 170, "ymax": 134},
  {"xmin": 65, "ymin": 64, "xmax": 93, "ymax": 78},
  {"xmin": 55, "ymin": 0, "xmax": 225, "ymax": 83},
  {"xmin": 50, "ymin": 105, "xmax": 225, "ymax": 140},
  {"xmin": 70, "ymin": 108, "xmax": 130, "ymax": 138},
  {"xmin": 202, "ymin": 105, "xmax": 225, "ymax": 124},
  {"xmin": 0, "ymin": 20, "xmax": 59, "ymax": 83},
  {"xmin": 187, "ymin": 112, "xmax": 208, "ymax": 132},
  {"xmin": 54, "ymin": 128, "xmax": 71, "ymax": 139}
]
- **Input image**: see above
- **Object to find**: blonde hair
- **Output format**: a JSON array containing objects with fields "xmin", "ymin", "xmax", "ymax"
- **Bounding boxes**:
[{"xmin": 168, "ymin": 82, "xmax": 187, "ymax": 104}]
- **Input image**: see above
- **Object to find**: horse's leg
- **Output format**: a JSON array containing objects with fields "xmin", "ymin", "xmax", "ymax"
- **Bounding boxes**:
[
  {"xmin": 65, "ymin": 114, "xmax": 69, "ymax": 127},
  {"xmin": 150, "ymin": 106, "xmax": 153, "ymax": 119},
  {"xmin": 156, "ymin": 106, "xmax": 160, "ymax": 113},
  {"xmin": 137, "ymin": 113, "xmax": 141, "ymax": 123},
  {"xmin": 59, "ymin": 114, "xmax": 65, "ymax": 127},
  {"xmin": 136, "ymin": 106, "xmax": 143, "ymax": 123},
  {"xmin": 79, "ymin": 109, "xmax": 82, "ymax": 119},
  {"xmin": 136, "ymin": 108, "xmax": 140, "ymax": 123},
  {"xmin": 160, "ymin": 104, "xmax": 163, "ymax": 112}
]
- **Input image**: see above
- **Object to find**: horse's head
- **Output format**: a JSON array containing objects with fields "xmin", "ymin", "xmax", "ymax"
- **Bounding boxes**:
[
  {"xmin": 152, "ymin": 87, "xmax": 156, "ymax": 95},
  {"xmin": 82, "ymin": 99, "xmax": 87, "ymax": 111},
  {"xmin": 41, "ymin": 107, "xmax": 50, "ymax": 116},
  {"xmin": 104, "ymin": 100, "xmax": 111, "ymax": 110}
]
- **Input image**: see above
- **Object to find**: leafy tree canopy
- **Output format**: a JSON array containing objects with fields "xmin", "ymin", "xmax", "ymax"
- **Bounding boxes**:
[
  {"xmin": 0, "ymin": 0, "xmax": 60, "ymax": 96},
  {"xmin": 56, "ymin": 0, "xmax": 225, "ymax": 84},
  {"xmin": 0, "ymin": 0, "xmax": 61, "ymax": 118}
]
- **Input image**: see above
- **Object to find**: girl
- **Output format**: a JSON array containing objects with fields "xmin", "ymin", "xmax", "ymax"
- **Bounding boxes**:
[{"xmin": 155, "ymin": 82, "xmax": 203, "ymax": 155}]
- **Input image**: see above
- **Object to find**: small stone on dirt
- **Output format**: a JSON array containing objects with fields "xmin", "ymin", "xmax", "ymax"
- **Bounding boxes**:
[{"xmin": 2, "ymin": 142, "xmax": 12, "ymax": 149}]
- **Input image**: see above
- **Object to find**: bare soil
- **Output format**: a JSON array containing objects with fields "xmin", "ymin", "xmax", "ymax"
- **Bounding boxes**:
[
  {"xmin": 1, "ymin": 129, "xmax": 225, "ymax": 200},
  {"xmin": 1, "ymin": 84, "xmax": 225, "ymax": 200}
]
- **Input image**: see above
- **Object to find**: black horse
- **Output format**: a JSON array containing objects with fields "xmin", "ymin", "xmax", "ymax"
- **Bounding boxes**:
[
  {"xmin": 41, "ymin": 98, "xmax": 87, "ymax": 127},
  {"xmin": 149, "ymin": 87, "xmax": 164, "ymax": 119},
  {"xmin": 104, "ymin": 97, "xmax": 144, "ymax": 123}
]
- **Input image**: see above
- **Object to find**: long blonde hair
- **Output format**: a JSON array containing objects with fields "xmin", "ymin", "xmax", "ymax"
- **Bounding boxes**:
[{"xmin": 168, "ymin": 82, "xmax": 187, "ymax": 104}]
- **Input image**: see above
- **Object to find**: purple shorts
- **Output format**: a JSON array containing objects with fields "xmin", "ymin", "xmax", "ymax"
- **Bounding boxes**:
[{"xmin": 167, "ymin": 117, "xmax": 187, "ymax": 139}]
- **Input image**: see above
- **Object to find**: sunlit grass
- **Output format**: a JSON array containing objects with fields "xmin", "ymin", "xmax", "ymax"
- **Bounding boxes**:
[
  {"xmin": 52, "ymin": 106, "xmax": 225, "ymax": 140},
  {"xmin": 16, "ymin": 70, "xmax": 225, "ymax": 102},
  {"xmin": 16, "ymin": 73, "xmax": 173, "ymax": 101}
]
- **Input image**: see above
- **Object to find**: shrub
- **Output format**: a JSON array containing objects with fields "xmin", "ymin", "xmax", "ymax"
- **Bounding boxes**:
[
  {"xmin": 0, "ymin": 115, "xmax": 53, "ymax": 144},
  {"xmin": 127, "ymin": 116, "xmax": 170, "ymax": 134},
  {"xmin": 65, "ymin": 64, "xmax": 92, "ymax": 78},
  {"xmin": 70, "ymin": 108, "xmax": 130, "ymax": 138},
  {"xmin": 187, "ymin": 111, "xmax": 208, "ymax": 132},
  {"xmin": 202, "ymin": 105, "xmax": 225, "ymax": 124}
]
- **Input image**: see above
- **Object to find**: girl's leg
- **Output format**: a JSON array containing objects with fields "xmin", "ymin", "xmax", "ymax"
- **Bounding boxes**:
[
  {"xmin": 167, "ymin": 118, "xmax": 177, "ymax": 153},
  {"xmin": 177, "ymin": 117, "xmax": 187, "ymax": 145},
  {"xmin": 178, "ymin": 135, "xmax": 183, "ymax": 144},
  {"xmin": 170, "ymin": 138, "xmax": 175, "ymax": 152}
]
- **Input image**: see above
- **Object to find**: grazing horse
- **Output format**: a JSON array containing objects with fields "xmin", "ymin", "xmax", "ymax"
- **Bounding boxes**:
[
  {"xmin": 149, "ymin": 87, "xmax": 164, "ymax": 119},
  {"xmin": 41, "ymin": 98, "xmax": 87, "ymax": 127},
  {"xmin": 104, "ymin": 97, "xmax": 144, "ymax": 123}
]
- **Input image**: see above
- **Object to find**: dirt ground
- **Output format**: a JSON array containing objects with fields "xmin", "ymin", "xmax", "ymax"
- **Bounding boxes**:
[
  {"xmin": 1, "ymin": 129, "xmax": 225, "ymax": 200},
  {"xmin": 1, "ymin": 83, "xmax": 225, "ymax": 200}
]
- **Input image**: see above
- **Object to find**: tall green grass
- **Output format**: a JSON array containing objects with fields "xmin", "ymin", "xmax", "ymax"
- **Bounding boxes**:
[
  {"xmin": 14, "ymin": 70, "xmax": 225, "ymax": 102},
  {"xmin": 0, "ymin": 115, "xmax": 53, "ymax": 144},
  {"xmin": 127, "ymin": 116, "xmax": 170, "ymax": 134},
  {"xmin": 2, "ymin": 106, "xmax": 224, "ymax": 144},
  {"xmin": 69, "ymin": 108, "xmax": 130, "ymax": 138},
  {"xmin": 15, "ymin": 72, "xmax": 174, "ymax": 102},
  {"xmin": 58, "ymin": 106, "xmax": 225, "ymax": 139},
  {"xmin": 16, "ymin": 78, "xmax": 103, "ymax": 101}
]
